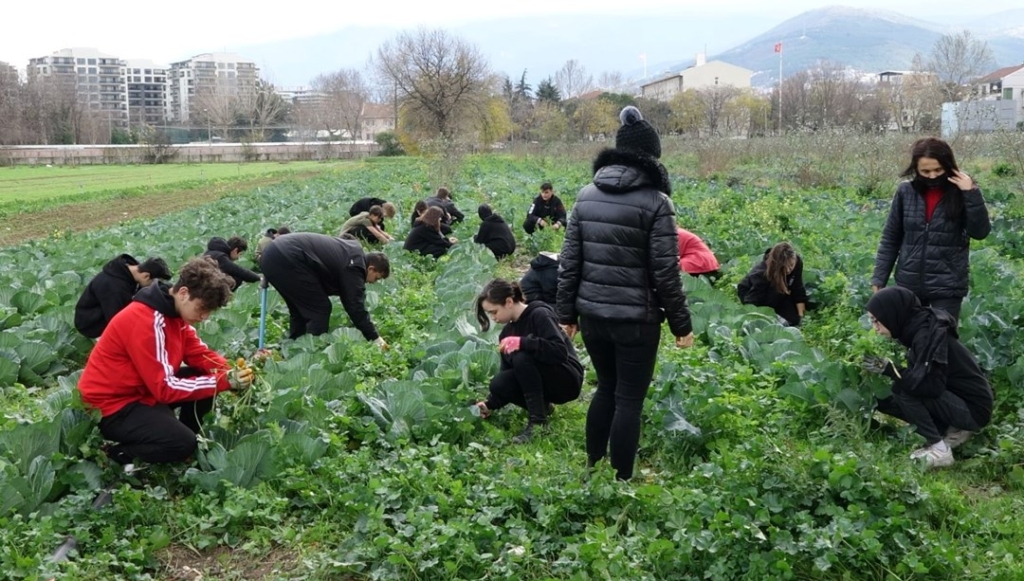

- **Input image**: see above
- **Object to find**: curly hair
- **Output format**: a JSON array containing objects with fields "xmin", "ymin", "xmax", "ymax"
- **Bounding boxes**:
[{"xmin": 172, "ymin": 257, "xmax": 234, "ymax": 310}]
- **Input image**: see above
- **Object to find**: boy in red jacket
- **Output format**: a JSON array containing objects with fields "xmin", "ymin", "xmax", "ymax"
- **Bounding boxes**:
[{"xmin": 78, "ymin": 257, "xmax": 251, "ymax": 465}]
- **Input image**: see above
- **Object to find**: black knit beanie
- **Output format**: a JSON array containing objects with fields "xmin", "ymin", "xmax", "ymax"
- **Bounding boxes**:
[{"xmin": 616, "ymin": 106, "xmax": 661, "ymax": 159}]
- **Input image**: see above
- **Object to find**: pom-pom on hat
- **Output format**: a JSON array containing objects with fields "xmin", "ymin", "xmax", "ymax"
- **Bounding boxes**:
[{"xmin": 616, "ymin": 105, "xmax": 661, "ymax": 159}]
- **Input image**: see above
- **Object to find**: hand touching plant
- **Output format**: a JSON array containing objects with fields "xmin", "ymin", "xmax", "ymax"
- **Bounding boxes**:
[{"xmin": 499, "ymin": 336, "xmax": 521, "ymax": 354}]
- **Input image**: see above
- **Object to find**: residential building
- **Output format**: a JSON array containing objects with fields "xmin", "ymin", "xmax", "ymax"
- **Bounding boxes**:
[
  {"xmin": 124, "ymin": 59, "xmax": 170, "ymax": 128},
  {"xmin": 27, "ymin": 47, "xmax": 128, "ymax": 129},
  {"xmin": 168, "ymin": 52, "xmax": 259, "ymax": 123},
  {"xmin": 975, "ymin": 64, "xmax": 1024, "ymax": 101},
  {"xmin": 640, "ymin": 55, "xmax": 753, "ymax": 101},
  {"xmin": 277, "ymin": 86, "xmax": 323, "ymax": 107},
  {"xmin": 361, "ymin": 102, "xmax": 395, "ymax": 142},
  {"xmin": 0, "ymin": 62, "xmax": 18, "ymax": 84}
]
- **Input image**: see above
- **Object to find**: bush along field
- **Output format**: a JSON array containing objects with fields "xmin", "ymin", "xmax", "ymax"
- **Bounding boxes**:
[{"xmin": 2, "ymin": 153, "xmax": 1024, "ymax": 580}]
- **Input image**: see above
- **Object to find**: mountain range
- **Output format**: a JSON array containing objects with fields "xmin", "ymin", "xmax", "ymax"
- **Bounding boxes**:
[{"xmin": 238, "ymin": 5, "xmax": 1024, "ymax": 90}]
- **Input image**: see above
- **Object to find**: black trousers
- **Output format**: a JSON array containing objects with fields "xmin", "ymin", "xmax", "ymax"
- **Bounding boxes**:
[
  {"xmin": 486, "ymin": 351, "xmax": 582, "ymax": 424},
  {"xmin": 261, "ymin": 245, "xmax": 332, "ymax": 339},
  {"xmin": 580, "ymin": 317, "xmax": 661, "ymax": 481},
  {"xmin": 921, "ymin": 297, "xmax": 962, "ymax": 323},
  {"xmin": 876, "ymin": 389, "xmax": 983, "ymax": 445},
  {"xmin": 99, "ymin": 398, "xmax": 213, "ymax": 464}
]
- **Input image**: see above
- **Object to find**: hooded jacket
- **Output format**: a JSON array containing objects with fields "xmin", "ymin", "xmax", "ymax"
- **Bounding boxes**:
[
  {"xmin": 523, "ymin": 194, "xmax": 567, "ymax": 231},
  {"xmin": 74, "ymin": 254, "xmax": 142, "ymax": 338},
  {"xmin": 521, "ymin": 253, "xmax": 559, "ymax": 306},
  {"xmin": 77, "ymin": 282, "xmax": 231, "ymax": 417},
  {"xmin": 265, "ymin": 233, "xmax": 379, "ymax": 340},
  {"xmin": 556, "ymin": 149, "xmax": 692, "ymax": 337},
  {"xmin": 349, "ymin": 197, "xmax": 387, "ymax": 217},
  {"xmin": 867, "ymin": 287, "xmax": 992, "ymax": 426},
  {"xmin": 204, "ymin": 237, "xmax": 260, "ymax": 291},
  {"xmin": 677, "ymin": 228, "xmax": 720, "ymax": 275},
  {"xmin": 872, "ymin": 179, "xmax": 990, "ymax": 300},
  {"xmin": 497, "ymin": 302, "xmax": 584, "ymax": 380},
  {"xmin": 425, "ymin": 196, "xmax": 465, "ymax": 224},
  {"xmin": 404, "ymin": 223, "xmax": 453, "ymax": 259},
  {"xmin": 473, "ymin": 213, "xmax": 516, "ymax": 259},
  {"xmin": 737, "ymin": 250, "xmax": 808, "ymax": 327}
]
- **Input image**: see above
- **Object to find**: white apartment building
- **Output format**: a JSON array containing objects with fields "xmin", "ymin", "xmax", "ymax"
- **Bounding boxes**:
[
  {"xmin": 640, "ymin": 55, "xmax": 753, "ymax": 101},
  {"xmin": 168, "ymin": 52, "xmax": 259, "ymax": 123},
  {"xmin": 27, "ymin": 47, "xmax": 128, "ymax": 129},
  {"xmin": 124, "ymin": 59, "xmax": 171, "ymax": 128}
]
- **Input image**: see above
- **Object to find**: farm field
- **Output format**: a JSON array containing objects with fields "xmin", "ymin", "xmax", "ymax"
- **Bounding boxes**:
[
  {"xmin": 1, "ymin": 149, "xmax": 1024, "ymax": 580},
  {"xmin": 0, "ymin": 161, "xmax": 344, "ymax": 211}
]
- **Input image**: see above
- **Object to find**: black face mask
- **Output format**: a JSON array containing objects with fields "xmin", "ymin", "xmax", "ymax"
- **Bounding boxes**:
[{"xmin": 916, "ymin": 174, "xmax": 947, "ymax": 189}]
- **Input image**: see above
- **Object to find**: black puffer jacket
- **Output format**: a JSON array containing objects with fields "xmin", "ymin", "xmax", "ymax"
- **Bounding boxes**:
[
  {"xmin": 872, "ymin": 180, "xmax": 990, "ymax": 300},
  {"xmin": 556, "ymin": 149, "xmax": 692, "ymax": 337}
]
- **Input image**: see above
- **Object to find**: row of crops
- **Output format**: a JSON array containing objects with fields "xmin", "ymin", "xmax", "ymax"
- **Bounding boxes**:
[{"xmin": 1, "ymin": 155, "xmax": 1024, "ymax": 579}]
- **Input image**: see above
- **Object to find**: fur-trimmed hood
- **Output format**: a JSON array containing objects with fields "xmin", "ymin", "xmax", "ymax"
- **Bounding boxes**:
[{"xmin": 592, "ymin": 148, "xmax": 672, "ymax": 195}]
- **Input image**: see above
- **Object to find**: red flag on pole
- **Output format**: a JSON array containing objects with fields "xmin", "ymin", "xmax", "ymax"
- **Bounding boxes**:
[{"xmin": 774, "ymin": 42, "xmax": 783, "ymax": 54}]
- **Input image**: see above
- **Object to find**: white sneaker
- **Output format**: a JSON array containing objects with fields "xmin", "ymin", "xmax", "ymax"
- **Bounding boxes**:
[
  {"xmin": 909, "ymin": 442, "xmax": 954, "ymax": 469},
  {"xmin": 943, "ymin": 428, "xmax": 973, "ymax": 449}
]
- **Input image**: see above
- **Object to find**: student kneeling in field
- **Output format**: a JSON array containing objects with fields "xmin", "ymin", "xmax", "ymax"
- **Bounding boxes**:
[
  {"xmin": 864, "ymin": 287, "xmax": 993, "ymax": 469},
  {"xmin": 474, "ymin": 279, "xmax": 583, "ymax": 443},
  {"xmin": 405, "ymin": 206, "xmax": 457, "ymax": 259},
  {"xmin": 75, "ymin": 254, "xmax": 172, "ymax": 339},
  {"xmin": 737, "ymin": 241, "xmax": 807, "ymax": 326},
  {"xmin": 77, "ymin": 258, "xmax": 252, "ymax": 466},
  {"xmin": 255, "ymin": 226, "xmax": 291, "ymax": 265},
  {"xmin": 473, "ymin": 204, "xmax": 516, "ymax": 260},
  {"xmin": 204, "ymin": 236, "xmax": 261, "ymax": 291},
  {"xmin": 339, "ymin": 205, "xmax": 395, "ymax": 244}
]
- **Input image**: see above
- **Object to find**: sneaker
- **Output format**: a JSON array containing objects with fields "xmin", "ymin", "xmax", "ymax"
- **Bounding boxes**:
[
  {"xmin": 943, "ymin": 428, "xmax": 973, "ymax": 449},
  {"xmin": 909, "ymin": 442, "xmax": 954, "ymax": 469},
  {"xmin": 512, "ymin": 423, "xmax": 545, "ymax": 444}
]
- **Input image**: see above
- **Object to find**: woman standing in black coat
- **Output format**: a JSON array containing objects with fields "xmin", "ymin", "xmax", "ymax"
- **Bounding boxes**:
[
  {"xmin": 865, "ymin": 287, "xmax": 993, "ymax": 469},
  {"xmin": 557, "ymin": 106, "xmax": 694, "ymax": 481},
  {"xmin": 871, "ymin": 137, "xmax": 990, "ymax": 321}
]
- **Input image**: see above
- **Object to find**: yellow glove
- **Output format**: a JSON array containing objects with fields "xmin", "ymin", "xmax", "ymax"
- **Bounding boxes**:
[{"xmin": 229, "ymin": 360, "xmax": 254, "ymax": 391}]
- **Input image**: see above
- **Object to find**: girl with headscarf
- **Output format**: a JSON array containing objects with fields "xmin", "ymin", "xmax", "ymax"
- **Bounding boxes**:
[{"xmin": 865, "ymin": 287, "xmax": 993, "ymax": 468}]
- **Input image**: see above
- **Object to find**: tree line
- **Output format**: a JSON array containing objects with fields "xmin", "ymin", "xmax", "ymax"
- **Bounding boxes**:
[{"xmin": 0, "ymin": 29, "xmax": 998, "ymax": 147}]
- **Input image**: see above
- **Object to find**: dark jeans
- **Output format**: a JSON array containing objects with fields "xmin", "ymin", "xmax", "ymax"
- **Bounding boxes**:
[
  {"xmin": 99, "ymin": 398, "xmax": 213, "ymax": 464},
  {"xmin": 486, "ymin": 351, "xmax": 582, "ymax": 424},
  {"xmin": 581, "ymin": 317, "xmax": 661, "ymax": 480},
  {"xmin": 876, "ymin": 389, "xmax": 982, "ymax": 445},
  {"xmin": 261, "ymin": 246, "xmax": 332, "ymax": 339},
  {"xmin": 921, "ymin": 297, "xmax": 962, "ymax": 323}
]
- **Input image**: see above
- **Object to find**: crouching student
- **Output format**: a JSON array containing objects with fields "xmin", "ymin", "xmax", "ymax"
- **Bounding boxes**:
[
  {"xmin": 737, "ymin": 241, "xmax": 807, "ymax": 326},
  {"xmin": 865, "ymin": 286, "xmax": 993, "ymax": 469},
  {"xmin": 74, "ymin": 254, "xmax": 172, "ymax": 339},
  {"xmin": 520, "ymin": 252, "xmax": 559, "ymax": 307},
  {"xmin": 473, "ymin": 204, "xmax": 516, "ymax": 260},
  {"xmin": 77, "ymin": 257, "xmax": 252, "ymax": 466},
  {"xmin": 677, "ymin": 228, "xmax": 720, "ymax": 279},
  {"xmin": 474, "ymin": 279, "xmax": 583, "ymax": 443}
]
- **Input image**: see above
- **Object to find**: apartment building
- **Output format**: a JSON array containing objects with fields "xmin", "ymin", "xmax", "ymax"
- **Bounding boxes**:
[
  {"xmin": 640, "ymin": 55, "xmax": 753, "ymax": 101},
  {"xmin": 27, "ymin": 47, "xmax": 128, "ymax": 129},
  {"xmin": 125, "ymin": 59, "xmax": 171, "ymax": 128},
  {"xmin": 168, "ymin": 52, "xmax": 259, "ymax": 123}
]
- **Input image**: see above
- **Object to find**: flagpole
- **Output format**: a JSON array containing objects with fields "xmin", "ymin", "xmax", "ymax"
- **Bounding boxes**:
[{"xmin": 778, "ymin": 44, "xmax": 783, "ymax": 135}]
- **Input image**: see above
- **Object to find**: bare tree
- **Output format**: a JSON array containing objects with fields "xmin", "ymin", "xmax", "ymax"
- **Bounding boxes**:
[
  {"xmin": 806, "ymin": 60, "xmax": 860, "ymax": 129},
  {"xmin": 0, "ymin": 62, "xmax": 26, "ymax": 144},
  {"xmin": 240, "ymin": 79, "xmax": 288, "ymax": 141},
  {"xmin": 374, "ymin": 28, "xmax": 491, "ymax": 140},
  {"xmin": 928, "ymin": 30, "xmax": 994, "ymax": 102},
  {"xmin": 696, "ymin": 86, "xmax": 741, "ymax": 137},
  {"xmin": 555, "ymin": 59, "xmax": 594, "ymax": 99},
  {"xmin": 307, "ymin": 69, "xmax": 370, "ymax": 140},
  {"xmin": 193, "ymin": 79, "xmax": 241, "ymax": 139},
  {"xmin": 597, "ymin": 70, "xmax": 626, "ymax": 92}
]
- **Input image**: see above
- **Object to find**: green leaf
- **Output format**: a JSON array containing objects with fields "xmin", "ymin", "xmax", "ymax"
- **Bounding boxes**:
[
  {"xmin": 11, "ymin": 290, "xmax": 47, "ymax": 315},
  {"xmin": 0, "ymin": 420, "xmax": 61, "ymax": 474},
  {"xmin": 0, "ymin": 349, "xmax": 19, "ymax": 387}
]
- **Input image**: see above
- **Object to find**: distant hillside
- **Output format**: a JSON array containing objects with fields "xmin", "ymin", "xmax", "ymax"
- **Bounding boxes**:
[{"xmin": 239, "ymin": 5, "xmax": 1024, "ymax": 90}]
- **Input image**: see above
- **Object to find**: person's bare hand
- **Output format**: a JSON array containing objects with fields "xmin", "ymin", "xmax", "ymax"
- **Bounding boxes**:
[
  {"xmin": 675, "ymin": 333, "xmax": 694, "ymax": 348},
  {"xmin": 560, "ymin": 324, "xmax": 577, "ymax": 339},
  {"xmin": 949, "ymin": 170, "xmax": 974, "ymax": 191}
]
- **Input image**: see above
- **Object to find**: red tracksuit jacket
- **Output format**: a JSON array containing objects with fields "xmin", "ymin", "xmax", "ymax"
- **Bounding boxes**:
[{"xmin": 77, "ymin": 283, "xmax": 231, "ymax": 417}]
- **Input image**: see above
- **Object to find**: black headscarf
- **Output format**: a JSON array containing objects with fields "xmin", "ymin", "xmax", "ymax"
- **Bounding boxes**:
[{"xmin": 867, "ymin": 287, "xmax": 957, "ymax": 392}]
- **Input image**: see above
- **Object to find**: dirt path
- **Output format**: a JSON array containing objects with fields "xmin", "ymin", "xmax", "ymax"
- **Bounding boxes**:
[{"xmin": 0, "ymin": 171, "xmax": 323, "ymax": 247}]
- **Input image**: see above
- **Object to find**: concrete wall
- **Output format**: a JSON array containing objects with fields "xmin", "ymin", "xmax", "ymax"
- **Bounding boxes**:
[
  {"xmin": 0, "ymin": 141, "xmax": 379, "ymax": 166},
  {"xmin": 941, "ymin": 100, "xmax": 1021, "ymax": 137}
]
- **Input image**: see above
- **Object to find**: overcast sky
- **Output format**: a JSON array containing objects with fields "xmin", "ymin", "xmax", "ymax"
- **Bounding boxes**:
[{"xmin": 2, "ymin": 0, "xmax": 1019, "ymax": 69}]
